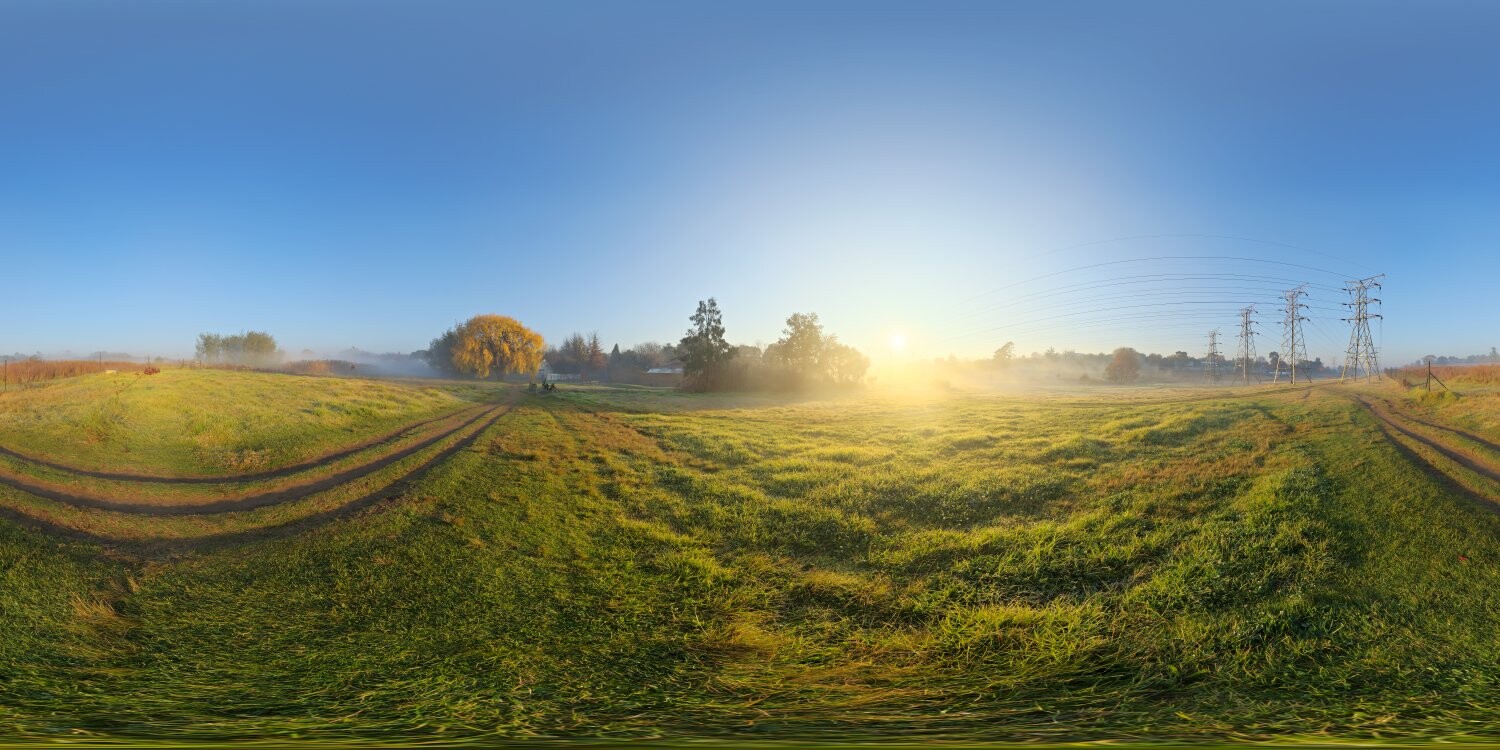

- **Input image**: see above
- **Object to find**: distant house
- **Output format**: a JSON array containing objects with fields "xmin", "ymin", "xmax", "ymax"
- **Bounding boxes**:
[
  {"xmin": 646, "ymin": 359, "xmax": 685, "ymax": 375},
  {"xmin": 639, "ymin": 358, "xmax": 690, "ymax": 387},
  {"xmin": 537, "ymin": 361, "xmax": 580, "ymax": 383}
]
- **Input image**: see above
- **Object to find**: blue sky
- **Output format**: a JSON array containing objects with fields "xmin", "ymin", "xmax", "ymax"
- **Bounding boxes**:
[{"xmin": 3, "ymin": 1, "xmax": 1498, "ymax": 365}]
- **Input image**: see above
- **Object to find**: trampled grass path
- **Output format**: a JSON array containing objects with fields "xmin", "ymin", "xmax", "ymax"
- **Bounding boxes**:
[
  {"xmin": 0, "ymin": 401, "xmax": 518, "ymax": 553},
  {"xmin": 1367, "ymin": 394, "xmax": 1500, "ymax": 457},
  {"xmin": 1354, "ymin": 393, "xmax": 1500, "ymax": 511},
  {"xmin": 0, "ymin": 403, "xmax": 506, "ymax": 515},
  {"xmin": 130, "ymin": 400, "xmax": 521, "ymax": 553}
]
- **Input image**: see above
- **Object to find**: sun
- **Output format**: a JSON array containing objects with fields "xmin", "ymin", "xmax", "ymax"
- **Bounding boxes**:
[{"xmin": 889, "ymin": 332, "xmax": 907, "ymax": 352}]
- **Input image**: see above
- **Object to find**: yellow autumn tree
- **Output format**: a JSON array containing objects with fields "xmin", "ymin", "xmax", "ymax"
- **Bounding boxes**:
[{"xmin": 450, "ymin": 314, "xmax": 545, "ymax": 379}]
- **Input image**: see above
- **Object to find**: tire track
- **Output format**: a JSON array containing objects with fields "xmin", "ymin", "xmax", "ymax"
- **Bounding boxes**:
[
  {"xmin": 0, "ymin": 402, "xmax": 518, "ymax": 553},
  {"xmin": 0, "ymin": 402, "xmax": 506, "ymax": 515},
  {"xmin": 1367, "ymin": 395, "xmax": 1500, "ymax": 457},
  {"xmin": 0, "ymin": 403, "xmax": 486, "ymax": 484},
  {"xmin": 1353, "ymin": 394, "xmax": 1500, "ymax": 511},
  {"xmin": 1356, "ymin": 395, "xmax": 1500, "ymax": 484}
]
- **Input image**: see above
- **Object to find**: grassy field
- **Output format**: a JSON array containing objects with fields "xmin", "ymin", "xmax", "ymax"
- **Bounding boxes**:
[
  {"xmin": 0, "ymin": 369, "xmax": 495, "ymax": 475},
  {"xmin": 3, "ymin": 370, "xmax": 1500, "ymax": 744}
]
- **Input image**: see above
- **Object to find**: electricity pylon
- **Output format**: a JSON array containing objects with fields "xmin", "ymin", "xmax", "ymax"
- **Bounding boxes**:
[
  {"xmin": 1340, "ymin": 274, "xmax": 1384, "ymax": 382},
  {"xmin": 1235, "ymin": 305, "xmax": 1258, "ymax": 385},
  {"xmin": 1274, "ymin": 285, "xmax": 1309, "ymax": 384},
  {"xmin": 1204, "ymin": 328, "xmax": 1221, "ymax": 385}
]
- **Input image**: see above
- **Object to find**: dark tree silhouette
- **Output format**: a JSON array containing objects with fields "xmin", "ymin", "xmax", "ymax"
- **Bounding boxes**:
[{"xmin": 679, "ymin": 298, "xmax": 734, "ymax": 381}]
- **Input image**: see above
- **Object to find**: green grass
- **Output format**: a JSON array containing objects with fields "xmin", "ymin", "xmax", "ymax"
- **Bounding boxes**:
[
  {"xmin": 1402, "ymin": 377, "xmax": 1500, "ymax": 443},
  {"xmin": 0, "ymin": 369, "xmax": 492, "ymax": 475},
  {"xmin": 3, "ymin": 373, "xmax": 1500, "ymax": 744}
]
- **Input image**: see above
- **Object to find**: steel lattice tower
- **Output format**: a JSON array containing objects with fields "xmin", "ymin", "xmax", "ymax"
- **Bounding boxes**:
[
  {"xmin": 1204, "ymin": 329, "xmax": 1221, "ymax": 385},
  {"xmin": 1340, "ymin": 274, "xmax": 1384, "ymax": 382},
  {"xmin": 1235, "ymin": 305, "xmax": 1258, "ymax": 385},
  {"xmin": 1274, "ymin": 286, "xmax": 1309, "ymax": 384}
]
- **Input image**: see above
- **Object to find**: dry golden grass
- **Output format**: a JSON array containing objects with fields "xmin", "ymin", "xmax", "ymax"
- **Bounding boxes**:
[
  {"xmin": 0, "ymin": 359, "xmax": 142, "ymax": 387},
  {"xmin": 1438, "ymin": 363, "xmax": 1500, "ymax": 384}
]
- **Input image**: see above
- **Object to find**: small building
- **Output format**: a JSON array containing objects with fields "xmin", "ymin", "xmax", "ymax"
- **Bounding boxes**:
[
  {"xmin": 646, "ymin": 360, "xmax": 685, "ymax": 375},
  {"xmin": 637, "ymin": 359, "xmax": 686, "ymax": 387},
  {"xmin": 537, "ymin": 361, "xmax": 581, "ymax": 383}
]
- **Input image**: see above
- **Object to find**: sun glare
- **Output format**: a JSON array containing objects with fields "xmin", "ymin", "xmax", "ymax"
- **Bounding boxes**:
[{"xmin": 889, "ymin": 332, "xmax": 907, "ymax": 352}]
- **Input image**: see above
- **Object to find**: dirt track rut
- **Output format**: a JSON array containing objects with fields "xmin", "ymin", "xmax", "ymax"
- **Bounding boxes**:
[
  {"xmin": 0, "ymin": 403, "xmax": 506, "ymax": 515},
  {"xmin": 1354, "ymin": 393, "xmax": 1500, "ymax": 511},
  {"xmin": 0, "ymin": 401, "xmax": 516, "ymax": 554}
]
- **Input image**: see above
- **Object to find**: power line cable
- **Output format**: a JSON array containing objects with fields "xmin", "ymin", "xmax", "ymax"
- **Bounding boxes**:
[
  {"xmin": 944, "ymin": 299, "xmax": 1286, "ymax": 343},
  {"xmin": 959, "ymin": 255, "xmax": 1356, "ymax": 306},
  {"xmin": 1017, "ymin": 233, "xmax": 1379, "ymax": 275},
  {"xmin": 960, "ymin": 272, "xmax": 1346, "ymax": 320}
]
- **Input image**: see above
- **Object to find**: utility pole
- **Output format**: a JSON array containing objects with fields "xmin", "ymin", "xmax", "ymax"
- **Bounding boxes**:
[
  {"xmin": 2, "ymin": 356, "xmax": 7, "ymax": 393},
  {"xmin": 1204, "ymin": 328, "xmax": 1221, "ymax": 385},
  {"xmin": 1235, "ymin": 305, "xmax": 1258, "ymax": 385},
  {"xmin": 1274, "ymin": 285, "xmax": 1309, "ymax": 384},
  {"xmin": 1340, "ymin": 274, "xmax": 1384, "ymax": 382}
]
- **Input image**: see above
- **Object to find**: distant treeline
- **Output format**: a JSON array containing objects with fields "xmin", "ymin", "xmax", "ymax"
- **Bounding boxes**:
[
  {"xmin": 4, "ymin": 351, "xmax": 149, "ymax": 362},
  {"xmin": 933, "ymin": 342, "xmax": 1333, "ymax": 384},
  {"xmin": 543, "ymin": 336, "xmax": 683, "ymax": 385},
  {"xmin": 415, "ymin": 318, "xmax": 681, "ymax": 382},
  {"xmin": 610, "ymin": 303, "xmax": 870, "ymax": 391},
  {"xmin": 1409, "ymin": 348, "xmax": 1500, "ymax": 366},
  {"xmin": 410, "ymin": 301, "xmax": 871, "ymax": 392},
  {"xmin": 195, "ymin": 332, "xmax": 282, "ymax": 367}
]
